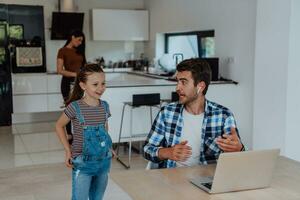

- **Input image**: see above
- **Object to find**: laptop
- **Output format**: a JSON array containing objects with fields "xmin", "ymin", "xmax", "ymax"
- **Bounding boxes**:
[{"xmin": 190, "ymin": 149, "xmax": 280, "ymax": 194}]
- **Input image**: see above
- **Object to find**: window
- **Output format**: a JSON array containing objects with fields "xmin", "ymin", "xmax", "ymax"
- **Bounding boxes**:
[{"xmin": 165, "ymin": 30, "xmax": 215, "ymax": 60}]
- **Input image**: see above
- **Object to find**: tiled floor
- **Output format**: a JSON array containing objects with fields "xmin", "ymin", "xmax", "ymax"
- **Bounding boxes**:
[{"xmin": 0, "ymin": 122, "xmax": 147, "ymax": 199}]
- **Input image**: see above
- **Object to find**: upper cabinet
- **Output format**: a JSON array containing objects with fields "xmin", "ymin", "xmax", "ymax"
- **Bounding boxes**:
[{"xmin": 91, "ymin": 9, "xmax": 149, "ymax": 41}]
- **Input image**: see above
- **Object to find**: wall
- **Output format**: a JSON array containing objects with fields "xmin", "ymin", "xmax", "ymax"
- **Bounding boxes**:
[
  {"xmin": 253, "ymin": 0, "xmax": 300, "ymax": 161},
  {"xmin": 0, "ymin": 0, "xmax": 145, "ymax": 72},
  {"xmin": 285, "ymin": 0, "xmax": 300, "ymax": 161},
  {"xmin": 253, "ymin": 0, "xmax": 290, "ymax": 152},
  {"xmin": 144, "ymin": 0, "xmax": 257, "ymax": 148}
]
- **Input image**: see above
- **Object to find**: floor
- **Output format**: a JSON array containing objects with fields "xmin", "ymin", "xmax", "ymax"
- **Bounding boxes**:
[{"xmin": 0, "ymin": 122, "xmax": 147, "ymax": 199}]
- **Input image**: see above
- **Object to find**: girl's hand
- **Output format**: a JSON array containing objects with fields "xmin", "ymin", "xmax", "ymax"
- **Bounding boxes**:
[
  {"xmin": 65, "ymin": 151, "xmax": 73, "ymax": 168},
  {"xmin": 111, "ymin": 149, "xmax": 117, "ymax": 158}
]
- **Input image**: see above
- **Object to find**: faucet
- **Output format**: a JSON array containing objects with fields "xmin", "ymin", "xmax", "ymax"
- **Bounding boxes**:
[{"xmin": 172, "ymin": 53, "xmax": 184, "ymax": 65}]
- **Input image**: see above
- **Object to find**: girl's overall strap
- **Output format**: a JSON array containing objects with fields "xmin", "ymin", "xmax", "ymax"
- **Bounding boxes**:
[
  {"xmin": 72, "ymin": 101, "xmax": 85, "ymax": 125},
  {"xmin": 101, "ymin": 100, "xmax": 109, "ymax": 120}
]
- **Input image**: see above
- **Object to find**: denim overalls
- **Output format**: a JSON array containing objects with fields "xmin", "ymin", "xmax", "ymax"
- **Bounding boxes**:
[{"xmin": 71, "ymin": 101, "xmax": 112, "ymax": 200}]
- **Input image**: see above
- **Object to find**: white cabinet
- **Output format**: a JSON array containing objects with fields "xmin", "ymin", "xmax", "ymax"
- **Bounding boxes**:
[
  {"xmin": 92, "ymin": 9, "xmax": 149, "ymax": 41},
  {"xmin": 13, "ymin": 95, "xmax": 48, "ymax": 113},
  {"xmin": 12, "ymin": 74, "xmax": 47, "ymax": 95},
  {"xmin": 12, "ymin": 74, "xmax": 63, "ymax": 113},
  {"xmin": 47, "ymin": 75, "xmax": 61, "ymax": 93},
  {"xmin": 47, "ymin": 94, "xmax": 64, "ymax": 112}
]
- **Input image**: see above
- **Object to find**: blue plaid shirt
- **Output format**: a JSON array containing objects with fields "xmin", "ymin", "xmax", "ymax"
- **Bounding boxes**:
[{"xmin": 143, "ymin": 99, "xmax": 242, "ymax": 168}]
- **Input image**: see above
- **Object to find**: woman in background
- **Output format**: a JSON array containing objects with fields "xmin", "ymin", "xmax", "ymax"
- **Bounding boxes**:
[{"xmin": 57, "ymin": 30, "xmax": 86, "ymax": 144}]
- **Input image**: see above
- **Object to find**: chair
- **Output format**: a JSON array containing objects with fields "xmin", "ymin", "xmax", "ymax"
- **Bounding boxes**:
[
  {"xmin": 145, "ymin": 92, "xmax": 178, "ymax": 170},
  {"xmin": 171, "ymin": 91, "xmax": 179, "ymax": 102},
  {"xmin": 161, "ymin": 91, "xmax": 179, "ymax": 105},
  {"xmin": 116, "ymin": 93, "xmax": 161, "ymax": 169}
]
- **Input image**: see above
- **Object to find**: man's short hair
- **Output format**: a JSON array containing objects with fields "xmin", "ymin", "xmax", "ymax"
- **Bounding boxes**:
[{"xmin": 176, "ymin": 58, "xmax": 212, "ymax": 95}]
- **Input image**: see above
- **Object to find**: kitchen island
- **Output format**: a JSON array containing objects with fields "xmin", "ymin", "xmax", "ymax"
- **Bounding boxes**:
[
  {"xmin": 104, "ymin": 72, "xmax": 238, "ymax": 142},
  {"xmin": 12, "ymin": 71, "xmax": 239, "ymax": 143}
]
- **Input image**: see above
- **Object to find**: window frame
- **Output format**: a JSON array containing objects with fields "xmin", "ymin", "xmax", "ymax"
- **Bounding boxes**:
[{"xmin": 164, "ymin": 30, "xmax": 215, "ymax": 58}]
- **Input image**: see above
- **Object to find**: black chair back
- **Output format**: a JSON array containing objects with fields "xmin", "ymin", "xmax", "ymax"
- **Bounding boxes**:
[
  {"xmin": 171, "ymin": 92, "xmax": 179, "ymax": 102},
  {"xmin": 132, "ymin": 93, "xmax": 160, "ymax": 106}
]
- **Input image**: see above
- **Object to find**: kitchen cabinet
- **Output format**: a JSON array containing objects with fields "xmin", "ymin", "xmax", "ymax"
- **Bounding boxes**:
[
  {"xmin": 47, "ymin": 74, "xmax": 61, "ymax": 93},
  {"xmin": 12, "ymin": 74, "xmax": 47, "ymax": 95},
  {"xmin": 91, "ymin": 9, "xmax": 148, "ymax": 41},
  {"xmin": 47, "ymin": 94, "xmax": 64, "ymax": 112},
  {"xmin": 12, "ymin": 74, "xmax": 63, "ymax": 113},
  {"xmin": 13, "ymin": 94, "xmax": 48, "ymax": 113}
]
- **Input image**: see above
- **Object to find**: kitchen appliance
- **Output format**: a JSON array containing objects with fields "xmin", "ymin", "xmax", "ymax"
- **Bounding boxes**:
[
  {"xmin": 157, "ymin": 54, "xmax": 176, "ymax": 73},
  {"xmin": 0, "ymin": 20, "xmax": 13, "ymax": 125},
  {"xmin": 51, "ymin": 12, "xmax": 84, "ymax": 40},
  {"xmin": 157, "ymin": 53, "xmax": 184, "ymax": 74},
  {"xmin": 201, "ymin": 57, "xmax": 219, "ymax": 81},
  {"xmin": 9, "ymin": 5, "xmax": 46, "ymax": 73},
  {"xmin": 1, "ymin": 4, "xmax": 46, "ymax": 73}
]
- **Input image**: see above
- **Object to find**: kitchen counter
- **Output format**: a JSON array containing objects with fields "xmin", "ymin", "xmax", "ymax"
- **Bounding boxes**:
[
  {"xmin": 106, "ymin": 72, "xmax": 176, "ymax": 88},
  {"xmin": 106, "ymin": 71, "xmax": 237, "ymax": 87},
  {"xmin": 18, "ymin": 69, "xmax": 237, "ymax": 86},
  {"xmin": 12, "ymin": 71, "xmax": 241, "ymax": 142}
]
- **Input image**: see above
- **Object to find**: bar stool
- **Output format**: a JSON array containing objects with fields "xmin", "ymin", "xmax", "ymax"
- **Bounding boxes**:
[
  {"xmin": 146, "ymin": 91, "xmax": 178, "ymax": 170},
  {"xmin": 161, "ymin": 91, "xmax": 179, "ymax": 105},
  {"xmin": 171, "ymin": 91, "xmax": 179, "ymax": 102},
  {"xmin": 116, "ymin": 93, "xmax": 161, "ymax": 169}
]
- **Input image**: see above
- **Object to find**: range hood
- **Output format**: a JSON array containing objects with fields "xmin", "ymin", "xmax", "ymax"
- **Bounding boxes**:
[{"xmin": 59, "ymin": 0, "xmax": 77, "ymax": 12}]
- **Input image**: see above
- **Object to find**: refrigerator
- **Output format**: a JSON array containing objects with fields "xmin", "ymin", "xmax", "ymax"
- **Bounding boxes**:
[{"xmin": 0, "ymin": 20, "xmax": 12, "ymax": 126}]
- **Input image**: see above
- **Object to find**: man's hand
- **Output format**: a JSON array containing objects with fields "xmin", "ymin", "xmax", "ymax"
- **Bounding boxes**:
[
  {"xmin": 158, "ymin": 140, "xmax": 192, "ymax": 161},
  {"xmin": 216, "ymin": 127, "xmax": 243, "ymax": 152}
]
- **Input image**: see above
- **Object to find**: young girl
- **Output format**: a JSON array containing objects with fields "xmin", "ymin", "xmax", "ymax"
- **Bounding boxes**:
[{"xmin": 55, "ymin": 63, "xmax": 113, "ymax": 200}]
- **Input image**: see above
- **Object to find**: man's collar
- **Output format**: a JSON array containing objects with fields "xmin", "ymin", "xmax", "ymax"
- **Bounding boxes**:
[{"xmin": 180, "ymin": 99, "xmax": 209, "ymax": 114}]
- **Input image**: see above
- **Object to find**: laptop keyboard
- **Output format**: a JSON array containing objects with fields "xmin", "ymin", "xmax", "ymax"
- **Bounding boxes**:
[{"xmin": 201, "ymin": 182, "xmax": 212, "ymax": 190}]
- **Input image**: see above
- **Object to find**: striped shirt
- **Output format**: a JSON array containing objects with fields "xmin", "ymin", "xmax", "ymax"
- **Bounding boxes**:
[
  {"xmin": 64, "ymin": 99, "xmax": 111, "ymax": 158},
  {"xmin": 143, "ymin": 99, "xmax": 244, "ymax": 168}
]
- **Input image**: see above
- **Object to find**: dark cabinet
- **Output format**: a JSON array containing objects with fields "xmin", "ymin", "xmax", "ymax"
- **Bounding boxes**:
[
  {"xmin": 0, "ymin": 4, "xmax": 46, "ymax": 73},
  {"xmin": 8, "ymin": 5, "xmax": 45, "ymax": 40},
  {"xmin": 0, "ymin": 4, "xmax": 46, "ymax": 125}
]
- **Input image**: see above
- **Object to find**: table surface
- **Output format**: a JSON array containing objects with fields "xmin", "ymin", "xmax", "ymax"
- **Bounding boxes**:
[{"xmin": 111, "ymin": 156, "xmax": 300, "ymax": 200}]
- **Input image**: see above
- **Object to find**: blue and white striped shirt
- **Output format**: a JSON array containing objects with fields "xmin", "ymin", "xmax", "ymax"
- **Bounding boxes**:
[{"xmin": 143, "ymin": 99, "xmax": 242, "ymax": 168}]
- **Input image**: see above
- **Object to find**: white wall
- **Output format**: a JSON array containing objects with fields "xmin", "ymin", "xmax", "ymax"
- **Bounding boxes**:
[
  {"xmin": 144, "ymin": 0, "xmax": 257, "ymax": 148},
  {"xmin": 253, "ymin": 0, "xmax": 290, "ymax": 152},
  {"xmin": 285, "ymin": 0, "xmax": 300, "ymax": 161},
  {"xmin": 0, "ymin": 0, "xmax": 145, "ymax": 72},
  {"xmin": 253, "ymin": 0, "xmax": 300, "ymax": 161}
]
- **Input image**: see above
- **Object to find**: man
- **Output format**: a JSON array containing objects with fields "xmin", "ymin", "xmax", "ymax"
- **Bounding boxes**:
[{"xmin": 143, "ymin": 58, "xmax": 245, "ymax": 168}]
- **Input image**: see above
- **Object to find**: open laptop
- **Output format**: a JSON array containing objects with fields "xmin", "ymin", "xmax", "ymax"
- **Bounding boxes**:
[{"xmin": 190, "ymin": 149, "xmax": 280, "ymax": 194}]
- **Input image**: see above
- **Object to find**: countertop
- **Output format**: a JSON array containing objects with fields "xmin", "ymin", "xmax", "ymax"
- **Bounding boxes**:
[
  {"xmin": 12, "ymin": 70, "xmax": 237, "ymax": 88},
  {"xmin": 106, "ymin": 72, "xmax": 176, "ymax": 88}
]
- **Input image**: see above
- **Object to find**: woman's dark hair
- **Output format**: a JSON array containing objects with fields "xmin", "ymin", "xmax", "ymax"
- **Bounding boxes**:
[
  {"xmin": 64, "ymin": 30, "xmax": 86, "ymax": 65},
  {"xmin": 65, "ymin": 63, "xmax": 104, "ymax": 105},
  {"xmin": 176, "ymin": 58, "xmax": 212, "ymax": 95}
]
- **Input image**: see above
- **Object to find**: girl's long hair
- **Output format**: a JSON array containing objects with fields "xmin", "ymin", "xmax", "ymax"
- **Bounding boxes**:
[
  {"xmin": 65, "ymin": 63, "xmax": 104, "ymax": 105},
  {"xmin": 64, "ymin": 30, "xmax": 87, "ymax": 65}
]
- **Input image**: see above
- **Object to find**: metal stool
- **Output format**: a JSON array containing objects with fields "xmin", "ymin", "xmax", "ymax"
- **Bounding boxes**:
[
  {"xmin": 116, "ymin": 93, "xmax": 161, "ymax": 169},
  {"xmin": 146, "ymin": 91, "xmax": 178, "ymax": 170}
]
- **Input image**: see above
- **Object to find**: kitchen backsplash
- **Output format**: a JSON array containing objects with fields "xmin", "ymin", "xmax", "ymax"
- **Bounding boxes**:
[{"xmin": 46, "ymin": 40, "xmax": 146, "ymax": 73}]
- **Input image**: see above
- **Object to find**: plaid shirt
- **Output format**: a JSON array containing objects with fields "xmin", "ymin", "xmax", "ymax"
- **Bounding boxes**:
[{"xmin": 143, "ymin": 99, "xmax": 242, "ymax": 168}]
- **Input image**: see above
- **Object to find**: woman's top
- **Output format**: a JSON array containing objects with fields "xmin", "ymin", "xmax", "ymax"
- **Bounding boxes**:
[
  {"xmin": 57, "ymin": 47, "xmax": 84, "ymax": 73},
  {"xmin": 64, "ymin": 99, "xmax": 111, "ymax": 158}
]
